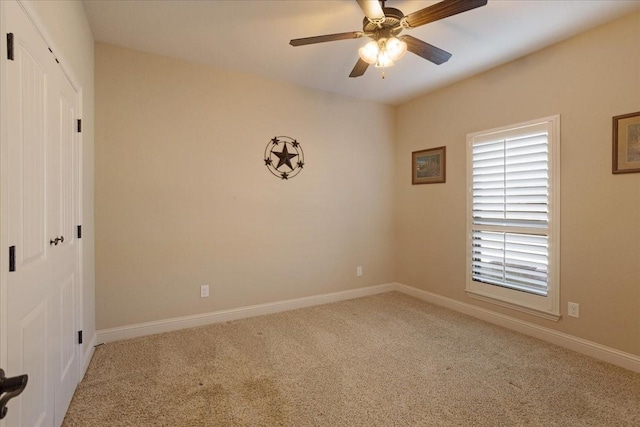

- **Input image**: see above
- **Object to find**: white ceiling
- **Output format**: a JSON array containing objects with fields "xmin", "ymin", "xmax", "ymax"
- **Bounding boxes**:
[{"xmin": 82, "ymin": 0, "xmax": 640, "ymax": 106}]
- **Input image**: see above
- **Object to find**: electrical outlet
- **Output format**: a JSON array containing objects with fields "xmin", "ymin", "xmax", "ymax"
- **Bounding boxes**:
[
  {"xmin": 568, "ymin": 302, "xmax": 579, "ymax": 318},
  {"xmin": 200, "ymin": 285, "xmax": 209, "ymax": 298},
  {"xmin": 357, "ymin": 266, "xmax": 363, "ymax": 277}
]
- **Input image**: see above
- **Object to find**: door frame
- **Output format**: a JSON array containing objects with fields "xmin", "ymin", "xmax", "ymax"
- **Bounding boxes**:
[{"xmin": 0, "ymin": 1, "xmax": 84, "ymax": 423}]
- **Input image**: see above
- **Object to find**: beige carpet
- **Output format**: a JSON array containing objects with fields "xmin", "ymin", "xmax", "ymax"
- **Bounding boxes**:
[{"xmin": 63, "ymin": 292, "xmax": 640, "ymax": 426}]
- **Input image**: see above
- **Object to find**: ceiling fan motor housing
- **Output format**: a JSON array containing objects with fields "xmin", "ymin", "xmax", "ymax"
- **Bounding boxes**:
[{"xmin": 362, "ymin": 7, "xmax": 405, "ymax": 39}]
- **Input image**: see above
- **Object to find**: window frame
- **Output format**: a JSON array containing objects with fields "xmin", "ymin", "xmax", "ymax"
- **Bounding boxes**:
[{"xmin": 466, "ymin": 115, "xmax": 561, "ymax": 321}]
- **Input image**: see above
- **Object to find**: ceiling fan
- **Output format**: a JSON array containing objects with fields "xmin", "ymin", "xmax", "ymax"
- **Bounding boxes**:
[{"xmin": 290, "ymin": 0, "xmax": 488, "ymax": 78}]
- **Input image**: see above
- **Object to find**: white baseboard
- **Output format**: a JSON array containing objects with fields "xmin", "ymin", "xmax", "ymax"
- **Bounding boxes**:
[
  {"xmin": 95, "ymin": 281, "xmax": 639, "ymax": 373},
  {"xmin": 96, "ymin": 283, "xmax": 395, "ymax": 344},
  {"xmin": 393, "ymin": 282, "xmax": 640, "ymax": 373},
  {"xmin": 81, "ymin": 333, "xmax": 96, "ymax": 379}
]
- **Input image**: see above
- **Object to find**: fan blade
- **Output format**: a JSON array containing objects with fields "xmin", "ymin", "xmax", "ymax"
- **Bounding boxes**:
[
  {"xmin": 290, "ymin": 31, "xmax": 363, "ymax": 46},
  {"xmin": 356, "ymin": 0, "xmax": 385, "ymax": 21},
  {"xmin": 404, "ymin": 0, "xmax": 487, "ymax": 28},
  {"xmin": 401, "ymin": 35, "xmax": 452, "ymax": 65},
  {"xmin": 349, "ymin": 58, "xmax": 369, "ymax": 78}
]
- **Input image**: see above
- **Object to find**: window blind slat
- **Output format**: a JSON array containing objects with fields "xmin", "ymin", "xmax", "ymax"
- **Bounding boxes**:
[
  {"xmin": 505, "ymin": 212, "xmax": 547, "ymax": 221},
  {"xmin": 473, "ymin": 219, "xmax": 548, "ymax": 228},
  {"xmin": 505, "ymin": 143, "xmax": 548, "ymax": 159},
  {"xmin": 505, "ymin": 170, "xmax": 548, "ymax": 181},
  {"xmin": 505, "ymin": 206, "xmax": 548, "ymax": 215},
  {"xmin": 506, "ymin": 161, "xmax": 547, "ymax": 172},
  {"xmin": 505, "ymin": 178, "xmax": 548, "ymax": 188},
  {"xmin": 506, "ymin": 187, "xmax": 548, "ymax": 196},
  {"xmin": 506, "ymin": 195, "xmax": 547, "ymax": 204},
  {"xmin": 474, "ymin": 188, "xmax": 506, "ymax": 197},
  {"xmin": 473, "ymin": 165, "xmax": 506, "ymax": 176},
  {"xmin": 473, "ymin": 140, "xmax": 505, "ymax": 154},
  {"xmin": 474, "ymin": 157, "xmax": 505, "ymax": 168}
]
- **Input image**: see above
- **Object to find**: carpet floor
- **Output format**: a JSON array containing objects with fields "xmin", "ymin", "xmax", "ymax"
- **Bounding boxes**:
[{"xmin": 62, "ymin": 292, "xmax": 640, "ymax": 426}]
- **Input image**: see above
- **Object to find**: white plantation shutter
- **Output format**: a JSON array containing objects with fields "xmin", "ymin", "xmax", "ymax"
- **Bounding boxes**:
[
  {"xmin": 472, "ymin": 132, "xmax": 549, "ymax": 229},
  {"xmin": 467, "ymin": 117, "xmax": 560, "ymax": 316},
  {"xmin": 471, "ymin": 126, "xmax": 549, "ymax": 295},
  {"xmin": 471, "ymin": 231, "xmax": 548, "ymax": 296}
]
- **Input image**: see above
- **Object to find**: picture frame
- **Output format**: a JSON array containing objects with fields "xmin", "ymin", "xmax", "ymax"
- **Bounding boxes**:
[
  {"xmin": 412, "ymin": 146, "xmax": 446, "ymax": 185},
  {"xmin": 612, "ymin": 111, "xmax": 640, "ymax": 174}
]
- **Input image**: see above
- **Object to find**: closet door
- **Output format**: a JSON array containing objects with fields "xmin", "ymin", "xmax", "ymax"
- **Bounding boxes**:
[
  {"xmin": 4, "ymin": 1, "xmax": 81, "ymax": 425},
  {"xmin": 49, "ymin": 55, "xmax": 80, "ymax": 427}
]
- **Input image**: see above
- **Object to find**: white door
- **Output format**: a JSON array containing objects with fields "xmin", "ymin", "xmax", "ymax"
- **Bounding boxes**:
[
  {"xmin": 3, "ymin": 1, "xmax": 81, "ymax": 425},
  {"xmin": 48, "ymin": 43, "xmax": 80, "ymax": 427}
]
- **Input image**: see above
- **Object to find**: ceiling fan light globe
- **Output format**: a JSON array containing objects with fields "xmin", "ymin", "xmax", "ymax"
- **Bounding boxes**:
[
  {"xmin": 358, "ymin": 40, "xmax": 379, "ymax": 64},
  {"xmin": 375, "ymin": 52, "xmax": 395, "ymax": 68},
  {"xmin": 386, "ymin": 37, "xmax": 407, "ymax": 61}
]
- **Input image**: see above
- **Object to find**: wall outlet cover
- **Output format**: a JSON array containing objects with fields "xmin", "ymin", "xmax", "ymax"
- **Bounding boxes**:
[
  {"xmin": 200, "ymin": 285, "xmax": 210, "ymax": 298},
  {"xmin": 568, "ymin": 302, "xmax": 579, "ymax": 318}
]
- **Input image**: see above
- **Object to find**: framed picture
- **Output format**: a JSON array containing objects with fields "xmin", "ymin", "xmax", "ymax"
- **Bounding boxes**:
[
  {"xmin": 412, "ymin": 146, "xmax": 446, "ymax": 184},
  {"xmin": 613, "ymin": 111, "xmax": 640, "ymax": 174}
]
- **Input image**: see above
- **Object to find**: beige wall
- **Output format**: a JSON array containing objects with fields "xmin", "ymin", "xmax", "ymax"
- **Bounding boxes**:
[
  {"xmin": 26, "ymin": 0, "xmax": 96, "ymax": 353},
  {"xmin": 95, "ymin": 43, "xmax": 395, "ymax": 329},
  {"xmin": 395, "ymin": 12, "xmax": 640, "ymax": 356}
]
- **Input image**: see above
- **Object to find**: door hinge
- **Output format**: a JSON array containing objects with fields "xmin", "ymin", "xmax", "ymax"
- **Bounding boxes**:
[
  {"xmin": 77, "ymin": 119, "xmax": 82, "ymax": 133},
  {"xmin": 47, "ymin": 47, "xmax": 59, "ymax": 64},
  {"xmin": 77, "ymin": 225, "xmax": 82, "ymax": 239},
  {"xmin": 78, "ymin": 330, "xmax": 83, "ymax": 344},
  {"xmin": 7, "ymin": 33, "xmax": 14, "ymax": 61},
  {"xmin": 9, "ymin": 246, "xmax": 15, "ymax": 272}
]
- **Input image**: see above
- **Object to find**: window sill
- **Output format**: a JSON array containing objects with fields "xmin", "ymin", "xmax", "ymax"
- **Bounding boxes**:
[{"xmin": 466, "ymin": 290, "xmax": 561, "ymax": 322}]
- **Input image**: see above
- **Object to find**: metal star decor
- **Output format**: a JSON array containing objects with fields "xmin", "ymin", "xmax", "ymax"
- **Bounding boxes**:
[{"xmin": 264, "ymin": 136, "xmax": 305, "ymax": 180}]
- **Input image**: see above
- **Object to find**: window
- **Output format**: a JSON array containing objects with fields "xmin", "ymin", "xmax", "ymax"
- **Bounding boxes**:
[{"xmin": 466, "ymin": 116, "xmax": 560, "ymax": 320}]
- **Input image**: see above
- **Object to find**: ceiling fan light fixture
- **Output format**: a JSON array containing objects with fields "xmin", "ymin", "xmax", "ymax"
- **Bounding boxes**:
[
  {"xmin": 359, "ymin": 36, "xmax": 407, "ymax": 68},
  {"xmin": 385, "ymin": 37, "xmax": 407, "ymax": 61},
  {"xmin": 358, "ymin": 40, "xmax": 379, "ymax": 64},
  {"xmin": 374, "ymin": 50, "xmax": 395, "ymax": 68}
]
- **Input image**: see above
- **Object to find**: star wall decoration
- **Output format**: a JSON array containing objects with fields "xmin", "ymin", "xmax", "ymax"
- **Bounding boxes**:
[{"xmin": 264, "ymin": 136, "xmax": 305, "ymax": 180}]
